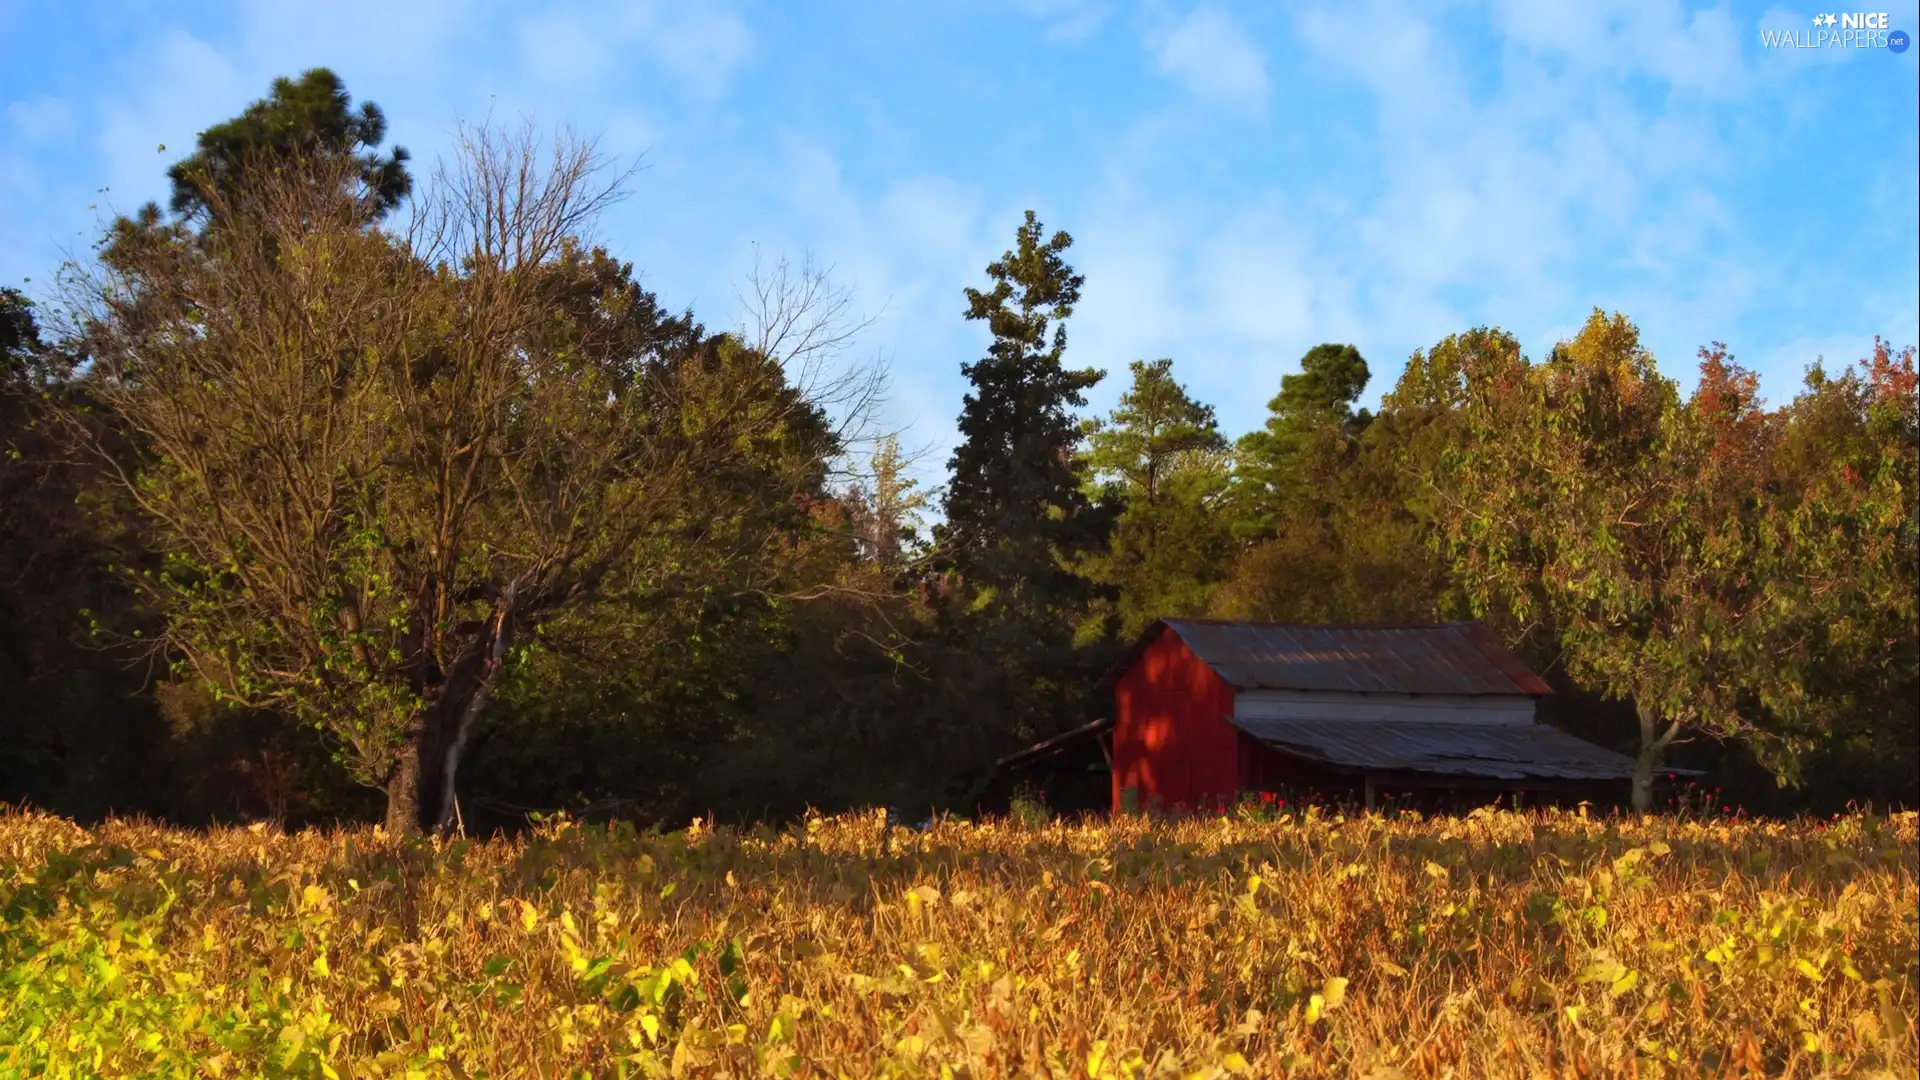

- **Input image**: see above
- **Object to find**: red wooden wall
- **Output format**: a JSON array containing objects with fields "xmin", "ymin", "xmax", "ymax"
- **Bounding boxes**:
[{"xmin": 1110, "ymin": 626, "xmax": 1242, "ymax": 814}]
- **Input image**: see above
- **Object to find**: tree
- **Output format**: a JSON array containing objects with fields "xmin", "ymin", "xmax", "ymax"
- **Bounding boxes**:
[
  {"xmin": 1083, "ymin": 359, "xmax": 1225, "ymax": 506},
  {"xmin": 1751, "ymin": 341, "xmax": 1919, "ymax": 803},
  {"xmin": 1, "ymin": 289, "xmax": 180, "ymax": 819},
  {"xmin": 1232, "ymin": 342, "xmax": 1371, "ymax": 538},
  {"xmin": 1209, "ymin": 421, "xmax": 1452, "ymax": 626},
  {"xmin": 165, "ymin": 67, "xmax": 411, "ymax": 223},
  {"xmin": 68, "ymin": 125, "xmax": 846, "ymax": 834},
  {"xmin": 1079, "ymin": 359, "xmax": 1232, "ymax": 636},
  {"xmin": 939, "ymin": 210, "xmax": 1105, "ymax": 601},
  {"xmin": 1430, "ymin": 309, "xmax": 1889, "ymax": 812},
  {"xmin": 843, "ymin": 435, "xmax": 929, "ymax": 572}
]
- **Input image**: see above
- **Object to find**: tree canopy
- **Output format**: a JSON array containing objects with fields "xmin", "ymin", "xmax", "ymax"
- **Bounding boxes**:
[
  {"xmin": 165, "ymin": 67, "xmax": 411, "ymax": 222},
  {"xmin": 0, "ymin": 70, "xmax": 1912, "ymax": 830}
]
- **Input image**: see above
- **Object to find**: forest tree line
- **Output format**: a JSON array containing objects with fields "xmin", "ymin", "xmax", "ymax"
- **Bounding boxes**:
[{"xmin": 2, "ymin": 71, "xmax": 1914, "ymax": 833}]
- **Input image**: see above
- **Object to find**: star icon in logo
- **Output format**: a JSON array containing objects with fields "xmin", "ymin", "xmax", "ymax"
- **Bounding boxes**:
[
  {"xmin": 1824, "ymin": 13, "xmax": 1839, "ymax": 25},
  {"xmin": 1812, "ymin": 12, "xmax": 1826, "ymax": 25}
]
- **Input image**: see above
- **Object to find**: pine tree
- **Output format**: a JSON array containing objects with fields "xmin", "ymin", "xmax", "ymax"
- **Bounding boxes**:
[
  {"xmin": 1080, "ymin": 359, "xmax": 1232, "ymax": 637},
  {"xmin": 939, "ymin": 210, "xmax": 1104, "ymax": 605},
  {"xmin": 166, "ymin": 68, "xmax": 411, "ymax": 223},
  {"xmin": 1231, "ymin": 343, "xmax": 1370, "ymax": 538}
]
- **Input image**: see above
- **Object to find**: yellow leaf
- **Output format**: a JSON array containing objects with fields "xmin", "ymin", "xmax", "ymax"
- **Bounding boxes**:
[
  {"xmin": 520, "ymin": 902, "xmax": 539, "ymax": 933},
  {"xmin": 1376, "ymin": 959, "xmax": 1409, "ymax": 978},
  {"xmin": 1086, "ymin": 1039, "xmax": 1109, "ymax": 1077},
  {"xmin": 1423, "ymin": 861, "xmax": 1448, "ymax": 881},
  {"xmin": 311, "ymin": 953, "xmax": 330, "ymax": 978},
  {"xmin": 1306, "ymin": 994, "xmax": 1326, "ymax": 1023},
  {"xmin": 1322, "ymin": 977, "xmax": 1350, "ymax": 1010},
  {"xmin": 1796, "ymin": 959, "xmax": 1824, "ymax": 980},
  {"xmin": 1220, "ymin": 1051, "xmax": 1251, "ymax": 1075}
]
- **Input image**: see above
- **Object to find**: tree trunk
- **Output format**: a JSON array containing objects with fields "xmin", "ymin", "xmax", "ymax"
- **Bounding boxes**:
[
  {"xmin": 386, "ymin": 688, "xmax": 477, "ymax": 838},
  {"xmin": 382, "ymin": 602, "xmax": 519, "ymax": 837},
  {"xmin": 384, "ymin": 738, "xmax": 422, "ymax": 834},
  {"xmin": 1633, "ymin": 706, "xmax": 1683, "ymax": 815},
  {"xmin": 430, "ymin": 623, "xmax": 511, "ymax": 838}
]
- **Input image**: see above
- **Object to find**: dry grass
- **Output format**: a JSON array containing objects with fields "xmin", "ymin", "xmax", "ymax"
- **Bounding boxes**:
[{"xmin": 2, "ymin": 806, "xmax": 1914, "ymax": 1078}]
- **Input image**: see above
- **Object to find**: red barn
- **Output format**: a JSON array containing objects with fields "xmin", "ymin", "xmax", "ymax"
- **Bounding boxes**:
[{"xmin": 1103, "ymin": 619, "xmax": 1657, "ymax": 813}]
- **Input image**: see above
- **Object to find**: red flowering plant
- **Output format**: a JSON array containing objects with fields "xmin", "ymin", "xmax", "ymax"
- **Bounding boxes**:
[
  {"xmin": 1232, "ymin": 788, "xmax": 1292, "ymax": 824},
  {"xmin": 1662, "ymin": 780, "xmax": 1737, "ymax": 820}
]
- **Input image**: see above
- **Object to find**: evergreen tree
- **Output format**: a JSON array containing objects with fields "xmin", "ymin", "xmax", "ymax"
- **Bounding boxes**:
[
  {"xmin": 1080, "ymin": 359, "xmax": 1232, "ymax": 636},
  {"xmin": 166, "ymin": 67, "xmax": 411, "ymax": 223},
  {"xmin": 1083, "ymin": 359, "xmax": 1225, "ymax": 507},
  {"xmin": 939, "ymin": 210, "xmax": 1104, "ymax": 603},
  {"xmin": 1231, "ymin": 343, "xmax": 1371, "ymax": 538}
]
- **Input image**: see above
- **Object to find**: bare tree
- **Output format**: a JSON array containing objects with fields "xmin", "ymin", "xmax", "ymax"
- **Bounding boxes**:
[
  {"xmin": 67, "ymin": 123, "xmax": 859, "ymax": 834},
  {"xmin": 735, "ymin": 248, "xmax": 891, "ymax": 475}
]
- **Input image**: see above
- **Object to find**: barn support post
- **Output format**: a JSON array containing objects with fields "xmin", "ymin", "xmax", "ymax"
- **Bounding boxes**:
[{"xmin": 1364, "ymin": 774, "xmax": 1377, "ymax": 813}]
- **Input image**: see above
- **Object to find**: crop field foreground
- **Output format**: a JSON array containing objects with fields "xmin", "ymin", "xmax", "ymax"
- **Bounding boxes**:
[{"xmin": 1, "ymin": 809, "xmax": 1915, "ymax": 1080}]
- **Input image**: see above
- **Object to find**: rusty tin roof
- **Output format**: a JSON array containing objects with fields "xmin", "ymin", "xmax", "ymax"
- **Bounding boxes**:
[
  {"xmin": 1233, "ymin": 716, "xmax": 1657, "ymax": 781},
  {"xmin": 1160, "ymin": 619, "xmax": 1553, "ymax": 697}
]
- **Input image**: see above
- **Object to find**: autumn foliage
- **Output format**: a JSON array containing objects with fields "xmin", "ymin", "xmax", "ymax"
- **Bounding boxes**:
[{"xmin": 3, "ymin": 807, "xmax": 1914, "ymax": 1078}]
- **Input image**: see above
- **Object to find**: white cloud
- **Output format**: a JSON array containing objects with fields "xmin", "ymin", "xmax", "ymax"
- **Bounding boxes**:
[
  {"xmin": 1149, "ymin": 5, "xmax": 1269, "ymax": 114},
  {"xmin": 1284, "ymin": 0, "xmax": 1770, "ymax": 390},
  {"xmin": 519, "ymin": 12, "xmax": 616, "ymax": 88},
  {"xmin": 1016, "ymin": 0, "xmax": 1113, "ymax": 42},
  {"xmin": 5, "ymin": 0, "xmax": 1909, "ymax": 445},
  {"xmin": 650, "ymin": 8, "xmax": 756, "ymax": 100},
  {"xmin": 7, "ymin": 97, "xmax": 73, "ymax": 145},
  {"xmin": 515, "ymin": 2, "xmax": 755, "ymax": 102},
  {"xmin": 1071, "ymin": 211, "xmax": 1186, "ymax": 378},
  {"xmin": 93, "ymin": 29, "xmax": 247, "ymax": 214},
  {"xmin": 1065, "ymin": 192, "xmax": 1376, "ymax": 428},
  {"xmin": 1488, "ymin": 0, "xmax": 1748, "ymax": 97},
  {"xmin": 734, "ymin": 135, "xmax": 1018, "ymax": 482}
]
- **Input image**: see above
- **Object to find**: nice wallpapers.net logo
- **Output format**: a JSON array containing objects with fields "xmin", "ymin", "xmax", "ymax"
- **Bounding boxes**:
[{"xmin": 1760, "ymin": 12, "xmax": 1911, "ymax": 51}]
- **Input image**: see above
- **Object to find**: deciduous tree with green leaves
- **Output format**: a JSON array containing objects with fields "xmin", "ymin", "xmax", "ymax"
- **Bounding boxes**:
[
  {"xmin": 1430, "ymin": 309, "xmax": 1911, "ymax": 811},
  {"xmin": 1749, "ymin": 340, "xmax": 1919, "ymax": 800},
  {"xmin": 68, "ymin": 126, "xmax": 846, "ymax": 834}
]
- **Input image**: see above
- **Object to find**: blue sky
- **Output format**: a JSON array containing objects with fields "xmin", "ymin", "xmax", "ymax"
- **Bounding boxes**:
[{"xmin": 2, "ymin": 0, "xmax": 1915, "ymax": 482}]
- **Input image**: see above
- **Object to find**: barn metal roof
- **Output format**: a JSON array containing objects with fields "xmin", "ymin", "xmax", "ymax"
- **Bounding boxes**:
[
  {"xmin": 1232, "ymin": 715, "xmax": 1662, "ymax": 781},
  {"xmin": 1161, "ymin": 619, "xmax": 1553, "ymax": 697}
]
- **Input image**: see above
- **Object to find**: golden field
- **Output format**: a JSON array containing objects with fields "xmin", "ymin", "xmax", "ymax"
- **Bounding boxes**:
[{"xmin": 1, "ymin": 806, "xmax": 1914, "ymax": 1079}]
